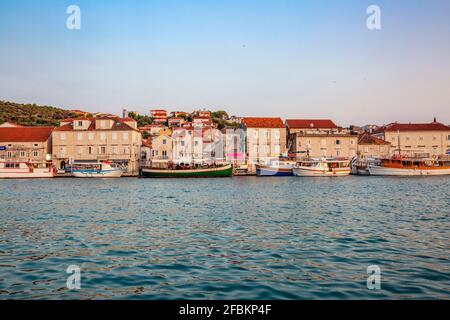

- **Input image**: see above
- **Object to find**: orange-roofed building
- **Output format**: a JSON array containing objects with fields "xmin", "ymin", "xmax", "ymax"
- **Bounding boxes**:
[
  {"xmin": 242, "ymin": 117, "xmax": 287, "ymax": 172},
  {"xmin": 286, "ymin": 119, "xmax": 358, "ymax": 159},
  {"xmin": 0, "ymin": 126, "xmax": 54, "ymax": 165},
  {"xmin": 372, "ymin": 120, "xmax": 450, "ymax": 157},
  {"xmin": 52, "ymin": 117, "xmax": 142, "ymax": 175},
  {"xmin": 357, "ymin": 133, "xmax": 391, "ymax": 158}
]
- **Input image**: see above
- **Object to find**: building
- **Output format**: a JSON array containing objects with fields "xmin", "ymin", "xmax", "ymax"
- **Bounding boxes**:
[
  {"xmin": 193, "ymin": 117, "xmax": 213, "ymax": 128},
  {"xmin": 242, "ymin": 117, "xmax": 286, "ymax": 172},
  {"xmin": 168, "ymin": 117, "xmax": 185, "ymax": 128},
  {"xmin": 362, "ymin": 124, "xmax": 380, "ymax": 134},
  {"xmin": 194, "ymin": 110, "xmax": 212, "ymax": 118},
  {"xmin": 150, "ymin": 109, "xmax": 168, "ymax": 124},
  {"xmin": 0, "ymin": 126, "xmax": 54, "ymax": 165},
  {"xmin": 357, "ymin": 133, "xmax": 391, "ymax": 158},
  {"xmin": 222, "ymin": 127, "xmax": 246, "ymax": 165},
  {"xmin": 139, "ymin": 124, "xmax": 170, "ymax": 137},
  {"xmin": 150, "ymin": 134, "xmax": 174, "ymax": 168},
  {"xmin": 52, "ymin": 117, "xmax": 142, "ymax": 175},
  {"xmin": 286, "ymin": 119, "xmax": 358, "ymax": 159},
  {"xmin": 372, "ymin": 120, "xmax": 450, "ymax": 157}
]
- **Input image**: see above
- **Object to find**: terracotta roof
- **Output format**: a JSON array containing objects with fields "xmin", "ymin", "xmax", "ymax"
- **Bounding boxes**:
[
  {"xmin": 242, "ymin": 117, "xmax": 285, "ymax": 128},
  {"xmin": 358, "ymin": 133, "xmax": 391, "ymax": 145},
  {"xmin": 0, "ymin": 127, "xmax": 54, "ymax": 142},
  {"xmin": 54, "ymin": 117, "xmax": 138, "ymax": 132},
  {"xmin": 379, "ymin": 122, "xmax": 450, "ymax": 132},
  {"xmin": 286, "ymin": 119, "xmax": 337, "ymax": 129}
]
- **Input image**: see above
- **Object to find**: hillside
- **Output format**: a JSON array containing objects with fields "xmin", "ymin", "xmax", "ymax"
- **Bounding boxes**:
[{"xmin": 0, "ymin": 101, "xmax": 87, "ymax": 127}]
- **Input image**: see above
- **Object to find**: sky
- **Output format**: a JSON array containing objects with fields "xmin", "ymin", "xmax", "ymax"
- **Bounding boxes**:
[{"xmin": 0, "ymin": 0, "xmax": 449, "ymax": 126}]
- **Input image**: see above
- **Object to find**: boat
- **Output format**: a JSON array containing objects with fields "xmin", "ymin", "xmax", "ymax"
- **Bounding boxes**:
[
  {"xmin": 256, "ymin": 160, "xmax": 296, "ymax": 176},
  {"xmin": 293, "ymin": 158, "xmax": 351, "ymax": 177},
  {"xmin": 0, "ymin": 161, "xmax": 55, "ymax": 179},
  {"xmin": 351, "ymin": 157, "xmax": 381, "ymax": 176},
  {"xmin": 367, "ymin": 156, "xmax": 450, "ymax": 176},
  {"xmin": 141, "ymin": 163, "xmax": 233, "ymax": 178},
  {"xmin": 71, "ymin": 161, "xmax": 124, "ymax": 178}
]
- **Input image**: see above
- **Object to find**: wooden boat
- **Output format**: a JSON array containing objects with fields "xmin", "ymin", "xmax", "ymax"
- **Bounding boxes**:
[
  {"xmin": 293, "ymin": 158, "xmax": 351, "ymax": 177},
  {"xmin": 367, "ymin": 156, "xmax": 450, "ymax": 176},
  {"xmin": 71, "ymin": 161, "xmax": 124, "ymax": 178},
  {"xmin": 0, "ymin": 161, "xmax": 55, "ymax": 179},
  {"xmin": 256, "ymin": 160, "xmax": 296, "ymax": 176},
  {"xmin": 141, "ymin": 164, "xmax": 233, "ymax": 178}
]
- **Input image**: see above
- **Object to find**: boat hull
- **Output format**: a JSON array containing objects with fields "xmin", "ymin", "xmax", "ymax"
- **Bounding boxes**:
[
  {"xmin": 293, "ymin": 167, "xmax": 351, "ymax": 177},
  {"xmin": 72, "ymin": 169, "xmax": 124, "ymax": 178},
  {"xmin": 0, "ymin": 171, "xmax": 54, "ymax": 179},
  {"xmin": 256, "ymin": 166, "xmax": 293, "ymax": 177},
  {"xmin": 141, "ymin": 165, "xmax": 233, "ymax": 178},
  {"xmin": 368, "ymin": 166, "xmax": 450, "ymax": 176}
]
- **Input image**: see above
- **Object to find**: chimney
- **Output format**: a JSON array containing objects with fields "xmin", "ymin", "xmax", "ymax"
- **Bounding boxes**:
[
  {"xmin": 123, "ymin": 109, "xmax": 128, "ymax": 118},
  {"xmin": 433, "ymin": 117, "xmax": 437, "ymax": 123}
]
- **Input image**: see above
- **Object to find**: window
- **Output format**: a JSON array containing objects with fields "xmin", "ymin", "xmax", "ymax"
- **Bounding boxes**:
[
  {"xmin": 60, "ymin": 133, "xmax": 66, "ymax": 140},
  {"xmin": 77, "ymin": 121, "xmax": 83, "ymax": 127},
  {"xmin": 391, "ymin": 137, "xmax": 396, "ymax": 142},
  {"xmin": 163, "ymin": 139, "xmax": 167, "ymax": 145},
  {"xmin": 274, "ymin": 145, "xmax": 280, "ymax": 155},
  {"xmin": 88, "ymin": 133, "xmax": 94, "ymax": 140},
  {"xmin": 336, "ymin": 140, "xmax": 341, "ymax": 145},
  {"xmin": 77, "ymin": 133, "xmax": 83, "ymax": 141},
  {"xmin": 195, "ymin": 141, "xmax": 199, "ymax": 146},
  {"xmin": 6, "ymin": 151, "xmax": 12, "ymax": 158},
  {"xmin": 101, "ymin": 121, "xmax": 105, "ymax": 128},
  {"xmin": 433, "ymin": 135, "xmax": 437, "ymax": 141},
  {"xmin": 100, "ymin": 146, "xmax": 106, "ymax": 154},
  {"xmin": 60, "ymin": 147, "xmax": 66, "ymax": 156},
  {"xmin": 181, "ymin": 141, "xmax": 185, "ymax": 147},
  {"xmin": 419, "ymin": 136, "xmax": 424, "ymax": 141},
  {"xmin": 112, "ymin": 146, "xmax": 118, "ymax": 154},
  {"xmin": 405, "ymin": 136, "xmax": 410, "ymax": 141},
  {"xmin": 350, "ymin": 139, "xmax": 355, "ymax": 145},
  {"xmin": 33, "ymin": 151, "xmax": 38, "ymax": 157},
  {"xmin": 123, "ymin": 132, "xmax": 129, "ymax": 141},
  {"xmin": 448, "ymin": 135, "xmax": 450, "ymax": 141},
  {"xmin": 336, "ymin": 149, "xmax": 341, "ymax": 156},
  {"xmin": 77, "ymin": 147, "xmax": 82, "ymax": 155},
  {"xmin": 112, "ymin": 132, "xmax": 117, "ymax": 140},
  {"xmin": 20, "ymin": 151, "xmax": 26, "ymax": 157},
  {"xmin": 162, "ymin": 150, "xmax": 167, "ymax": 158},
  {"xmin": 88, "ymin": 146, "xmax": 93, "ymax": 155},
  {"xmin": 100, "ymin": 132, "xmax": 106, "ymax": 141}
]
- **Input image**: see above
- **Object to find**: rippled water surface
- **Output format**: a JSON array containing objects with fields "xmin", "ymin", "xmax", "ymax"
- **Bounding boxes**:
[{"xmin": 0, "ymin": 177, "xmax": 449, "ymax": 299}]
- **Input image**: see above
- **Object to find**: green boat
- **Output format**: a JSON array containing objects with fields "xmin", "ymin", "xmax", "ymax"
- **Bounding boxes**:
[{"xmin": 141, "ymin": 164, "xmax": 233, "ymax": 178}]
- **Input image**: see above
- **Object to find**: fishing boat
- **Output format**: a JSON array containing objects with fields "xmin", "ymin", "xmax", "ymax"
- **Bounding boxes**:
[
  {"xmin": 256, "ymin": 159, "xmax": 296, "ymax": 176},
  {"xmin": 367, "ymin": 156, "xmax": 450, "ymax": 176},
  {"xmin": 0, "ymin": 161, "xmax": 55, "ymax": 179},
  {"xmin": 141, "ymin": 163, "xmax": 233, "ymax": 178},
  {"xmin": 293, "ymin": 158, "xmax": 351, "ymax": 177},
  {"xmin": 350, "ymin": 157, "xmax": 381, "ymax": 176},
  {"xmin": 71, "ymin": 161, "xmax": 124, "ymax": 178}
]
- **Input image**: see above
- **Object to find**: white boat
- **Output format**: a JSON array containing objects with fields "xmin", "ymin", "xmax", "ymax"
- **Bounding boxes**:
[
  {"xmin": 71, "ymin": 161, "xmax": 124, "ymax": 178},
  {"xmin": 293, "ymin": 158, "xmax": 351, "ymax": 177},
  {"xmin": 0, "ymin": 161, "xmax": 55, "ymax": 179},
  {"xmin": 256, "ymin": 159, "xmax": 296, "ymax": 176},
  {"xmin": 351, "ymin": 157, "xmax": 381, "ymax": 176},
  {"xmin": 368, "ymin": 156, "xmax": 450, "ymax": 176}
]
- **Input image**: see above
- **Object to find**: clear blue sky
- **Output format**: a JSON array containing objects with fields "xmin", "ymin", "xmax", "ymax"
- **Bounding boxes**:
[{"xmin": 1, "ymin": 0, "xmax": 449, "ymax": 126}]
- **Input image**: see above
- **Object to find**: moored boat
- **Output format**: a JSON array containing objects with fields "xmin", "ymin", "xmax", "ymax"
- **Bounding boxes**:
[
  {"xmin": 71, "ymin": 161, "xmax": 124, "ymax": 178},
  {"xmin": 351, "ymin": 157, "xmax": 381, "ymax": 176},
  {"xmin": 367, "ymin": 156, "xmax": 450, "ymax": 176},
  {"xmin": 256, "ymin": 160, "xmax": 296, "ymax": 176},
  {"xmin": 0, "ymin": 161, "xmax": 55, "ymax": 179},
  {"xmin": 141, "ymin": 164, "xmax": 233, "ymax": 178},
  {"xmin": 293, "ymin": 158, "xmax": 351, "ymax": 177}
]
